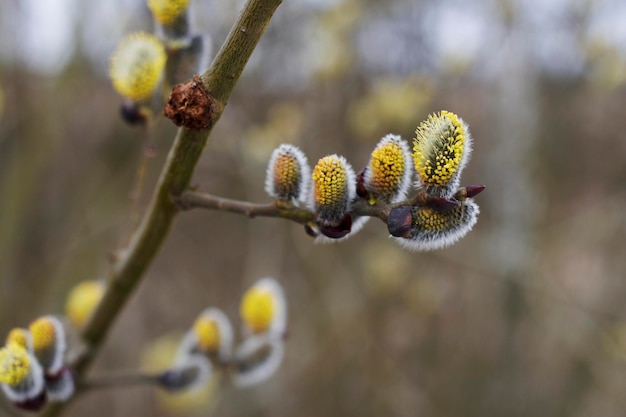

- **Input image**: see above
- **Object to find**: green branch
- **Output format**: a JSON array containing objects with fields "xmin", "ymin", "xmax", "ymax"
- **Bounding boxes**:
[{"xmin": 41, "ymin": 0, "xmax": 283, "ymax": 415}]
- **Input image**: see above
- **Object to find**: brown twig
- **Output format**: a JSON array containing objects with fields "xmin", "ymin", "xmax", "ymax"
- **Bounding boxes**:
[
  {"xmin": 80, "ymin": 372, "xmax": 157, "ymax": 392},
  {"xmin": 175, "ymin": 189, "xmax": 430, "ymax": 225}
]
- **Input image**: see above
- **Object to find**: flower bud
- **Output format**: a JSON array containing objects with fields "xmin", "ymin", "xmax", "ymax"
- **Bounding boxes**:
[
  {"xmin": 311, "ymin": 155, "xmax": 356, "ymax": 226},
  {"xmin": 363, "ymin": 134, "xmax": 413, "ymax": 204},
  {"xmin": 65, "ymin": 280, "xmax": 105, "ymax": 329},
  {"xmin": 265, "ymin": 144, "xmax": 311, "ymax": 204},
  {"xmin": 148, "ymin": 0, "xmax": 191, "ymax": 26},
  {"xmin": 0, "ymin": 343, "xmax": 45, "ymax": 404},
  {"xmin": 240, "ymin": 278, "xmax": 287, "ymax": 337},
  {"xmin": 391, "ymin": 199, "xmax": 479, "ymax": 251},
  {"xmin": 232, "ymin": 334, "xmax": 284, "ymax": 388},
  {"xmin": 28, "ymin": 316, "xmax": 67, "ymax": 375},
  {"xmin": 413, "ymin": 111, "xmax": 472, "ymax": 197},
  {"xmin": 109, "ymin": 32, "xmax": 167, "ymax": 102}
]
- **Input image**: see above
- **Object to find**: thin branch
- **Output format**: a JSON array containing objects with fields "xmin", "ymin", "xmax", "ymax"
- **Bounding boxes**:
[
  {"xmin": 177, "ymin": 191, "xmax": 316, "ymax": 224},
  {"xmin": 176, "ymin": 190, "xmax": 430, "ymax": 225},
  {"xmin": 41, "ymin": 0, "xmax": 283, "ymax": 416},
  {"xmin": 80, "ymin": 372, "xmax": 157, "ymax": 392}
]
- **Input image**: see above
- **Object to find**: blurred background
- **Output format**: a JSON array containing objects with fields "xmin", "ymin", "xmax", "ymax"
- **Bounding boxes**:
[{"xmin": 1, "ymin": 0, "xmax": 626, "ymax": 416}]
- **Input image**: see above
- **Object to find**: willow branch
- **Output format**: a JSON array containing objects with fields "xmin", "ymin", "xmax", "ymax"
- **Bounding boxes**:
[
  {"xmin": 176, "ymin": 190, "xmax": 429, "ymax": 225},
  {"xmin": 42, "ymin": 0, "xmax": 282, "ymax": 416},
  {"xmin": 80, "ymin": 372, "xmax": 157, "ymax": 392}
]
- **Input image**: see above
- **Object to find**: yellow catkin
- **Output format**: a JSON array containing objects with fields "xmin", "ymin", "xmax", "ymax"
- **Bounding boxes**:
[
  {"xmin": 312, "ymin": 156, "xmax": 348, "ymax": 206},
  {"xmin": 29, "ymin": 318, "xmax": 57, "ymax": 352},
  {"xmin": 368, "ymin": 140, "xmax": 406, "ymax": 202},
  {"xmin": 0, "ymin": 343, "xmax": 31, "ymax": 387},
  {"xmin": 273, "ymin": 154, "xmax": 300, "ymax": 197},
  {"xmin": 65, "ymin": 280, "xmax": 105, "ymax": 328},
  {"xmin": 240, "ymin": 288, "xmax": 275, "ymax": 334},
  {"xmin": 109, "ymin": 32, "xmax": 167, "ymax": 102},
  {"xmin": 413, "ymin": 110, "xmax": 466, "ymax": 187},
  {"xmin": 192, "ymin": 317, "xmax": 220, "ymax": 353},
  {"xmin": 6, "ymin": 328, "xmax": 30, "ymax": 350},
  {"xmin": 147, "ymin": 0, "xmax": 190, "ymax": 25}
]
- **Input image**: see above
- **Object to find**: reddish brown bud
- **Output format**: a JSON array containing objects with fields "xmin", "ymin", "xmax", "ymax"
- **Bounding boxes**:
[
  {"xmin": 356, "ymin": 168, "xmax": 369, "ymax": 199},
  {"xmin": 318, "ymin": 215, "xmax": 352, "ymax": 239},
  {"xmin": 387, "ymin": 206, "xmax": 412, "ymax": 238},
  {"xmin": 15, "ymin": 391, "xmax": 47, "ymax": 412},
  {"xmin": 164, "ymin": 75, "xmax": 221, "ymax": 130},
  {"xmin": 120, "ymin": 99, "xmax": 148, "ymax": 126},
  {"xmin": 465, "ymin": 184, "xmax": 486, "ymax": 198},
  {"xmin": 453, "ymin": 184, "xmax": 486, "ymax": 200},
  {"xmin": 427, "ymin": 196, "xmax": 460, "ymax": 211}
]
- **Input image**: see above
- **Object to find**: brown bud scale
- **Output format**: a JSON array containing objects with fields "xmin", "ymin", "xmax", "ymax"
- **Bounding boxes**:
[{"xmin": 164, "ymin": 75, "xmax": 221, "ymax": 130}]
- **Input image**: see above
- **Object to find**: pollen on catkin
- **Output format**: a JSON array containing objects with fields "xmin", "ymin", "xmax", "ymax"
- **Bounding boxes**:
[
  {"xmin": 148, "ymin": 0, "xmax": 190, "ymax": 26},
  {"xmin": 28, "ymin": 316, "xmax": 66, "ymax": 374},
  {"xmin": 0, "ymin": 342, "xmax": 44, "ymax": 403},
  {"xmin": 413, "ymin": 111, "xmax": 472, "ymax": 197},
  {"xmin": 0, "ymin": 343, "xmax": 31, "ymax": 387},
  {"xmin": 392, "ymin": 199, "xmax": 479, "ymax": 251},
  {"xmin": 109, "ymin": 32, "xmax": 167, "ymax": 102},
  {"xmin": 240, "ymin": 278, "xmax": 286, "ymax": 336},
  {"xmin": 265, "ymin": 144, "xmax": 311, "ymax": 204},
  {"xmin": 65, "ymin": 280, "xmax": 105, "ymax": 329},
  {"xmin": 364, "ymin": 134, "xmax": 413, "ymax": 204},
  {"xmin": 311, "ymin": 154, "xmax": 356, "ymax": 225},
  {"xmin": 6, "ymin": 329, "xmax": 32, "ymax": 352}
]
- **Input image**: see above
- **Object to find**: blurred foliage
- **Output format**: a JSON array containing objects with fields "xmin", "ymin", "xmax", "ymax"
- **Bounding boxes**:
[{"xmin": 1, "ymin": 0, "xmax": 626, "ymax": 416}]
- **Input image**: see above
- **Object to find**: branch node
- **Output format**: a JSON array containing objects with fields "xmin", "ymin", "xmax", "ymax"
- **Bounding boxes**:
[{"xmin": 170, "ymin": 193, "xmax": 188, "ymax": 211}]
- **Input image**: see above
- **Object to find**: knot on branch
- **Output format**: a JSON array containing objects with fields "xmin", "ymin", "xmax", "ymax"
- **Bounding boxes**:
[{"xmin": 164, "ymin": 75, "xmax": 220, "ymax": 130}]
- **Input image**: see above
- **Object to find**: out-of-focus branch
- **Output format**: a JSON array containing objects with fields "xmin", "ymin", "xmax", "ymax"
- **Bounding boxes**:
[{"xmin": 41, "ymin": 0, "xmax": 283, "ymax": 416}]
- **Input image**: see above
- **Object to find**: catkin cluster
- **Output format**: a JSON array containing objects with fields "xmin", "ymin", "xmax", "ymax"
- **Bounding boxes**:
[
  {"xmin": 0, "ymin": 316, "xmax": 73, "ymax": 411},
  {"xmin": 264, "ymin": 111, "xmax": 483, "ymax": 250},
  {"xmin": 154, "ymin": 277, "xmax": 288, "ymax": 393}
]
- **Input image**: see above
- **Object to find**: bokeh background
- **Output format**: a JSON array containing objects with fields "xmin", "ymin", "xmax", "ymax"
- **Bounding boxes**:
[{"xmin": 1, "ymin": 0, "xmax": 626, "ymax": 416}]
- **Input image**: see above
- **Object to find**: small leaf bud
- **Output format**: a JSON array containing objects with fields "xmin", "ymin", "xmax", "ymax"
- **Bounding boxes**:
[
  {"xmin": 387, "ymin": 206, "xmax": 413, "ymax": 238},
  {"xmin": 454, "ymin": 184, "xmax": 486, "ymax": 200}
]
